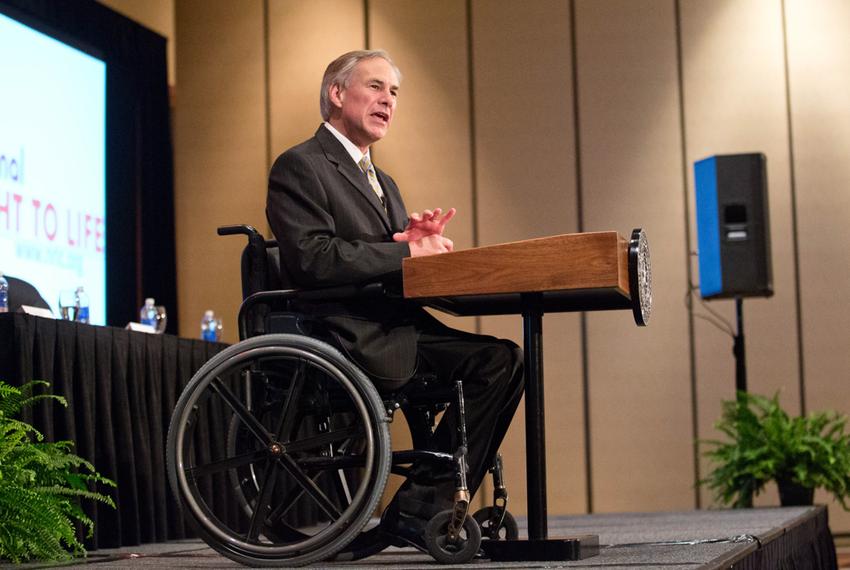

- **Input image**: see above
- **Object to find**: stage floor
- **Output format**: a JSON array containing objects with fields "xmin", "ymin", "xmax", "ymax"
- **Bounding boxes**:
[{"xmin": 26, "ymin": 506, "xmax": 836, "ymax": 569}]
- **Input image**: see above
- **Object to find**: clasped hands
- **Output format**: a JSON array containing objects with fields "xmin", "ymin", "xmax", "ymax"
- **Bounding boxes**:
[{"xmin": 392, "ymin": 207, "xmax": 456, "ymax": 257}]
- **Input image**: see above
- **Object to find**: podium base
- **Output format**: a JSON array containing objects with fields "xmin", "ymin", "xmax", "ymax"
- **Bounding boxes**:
[{"xmin": 480, "ymin": 535, "xmax": 600, "ymax": 561}]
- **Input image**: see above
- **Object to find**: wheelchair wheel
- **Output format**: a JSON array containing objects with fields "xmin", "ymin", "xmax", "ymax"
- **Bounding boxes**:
[
  {"xmin": 424, "ymin": 510, "xmax": 482, "ymax": 564},
  {"xmin": 472, "ymin": 507, "xmax": 519, "ymax": 540},
  {"xmin": 167, "ymin": 334, "xmax": 391, "ymax": 567}
]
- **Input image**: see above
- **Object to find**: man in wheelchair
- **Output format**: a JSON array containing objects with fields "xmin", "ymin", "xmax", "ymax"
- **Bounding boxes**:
[{"xmin": 266, "ymin": 50, "xmax": 524, "ymax": 555}]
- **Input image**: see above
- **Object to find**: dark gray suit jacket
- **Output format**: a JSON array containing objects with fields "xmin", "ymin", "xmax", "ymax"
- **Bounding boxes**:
[
  {"xmin": 5, "ymin": 276, "xmax": 51, "ymax": 312},
  {"xmin": 267, "ymin": 126, "xmax": 425, "ymax": 387}
]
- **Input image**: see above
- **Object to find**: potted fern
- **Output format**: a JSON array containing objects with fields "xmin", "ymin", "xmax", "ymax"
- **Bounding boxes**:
[
  {"xmin": 700, "ymin": 391, "xmax": 850, "ymax": 509},
  {"xmin": 0, "ymin": 380, "xmax": 116, "ymax": 563}
]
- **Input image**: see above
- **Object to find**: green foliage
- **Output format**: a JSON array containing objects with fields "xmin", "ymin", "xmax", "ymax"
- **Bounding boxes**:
[
  {"xmin": 701, "ymin": 391, "xmax": 850, "ymax": 509},
  {"xmin": 0, "ymin": 380, "xmax": 116, "ymax": 563}
]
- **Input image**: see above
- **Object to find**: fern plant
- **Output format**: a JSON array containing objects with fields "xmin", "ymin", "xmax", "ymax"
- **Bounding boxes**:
[
  {"xmin": 0, "ymin": 380, "xmax": 116, "ymax": 563},
  {"xmin": 701, "ymin": 390, "xmax": 850, "ymax": 509}
]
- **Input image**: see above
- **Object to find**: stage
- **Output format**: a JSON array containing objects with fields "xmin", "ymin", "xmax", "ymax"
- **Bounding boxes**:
[{"xmin": 52, "ymin": 506, "xmax": 836, "ymax": 568}]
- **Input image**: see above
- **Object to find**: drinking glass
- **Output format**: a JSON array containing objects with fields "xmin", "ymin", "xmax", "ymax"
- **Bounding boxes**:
[
  {"xmin": 58, "ymin": 290, "xmax": 76, "ymax": 321},
  {"xmin": 154, "ymin": 305, "xmax": 167, "ymax": 334}
]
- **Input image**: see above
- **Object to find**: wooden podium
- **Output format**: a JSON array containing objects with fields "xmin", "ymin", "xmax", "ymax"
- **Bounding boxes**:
[
  {"xmin": 402, "ymin": 230, "xmax": 650, "ymax": 561},
  {"xmin": 403, "ymin": 231, "xmax": 636, "ymax": 315}
]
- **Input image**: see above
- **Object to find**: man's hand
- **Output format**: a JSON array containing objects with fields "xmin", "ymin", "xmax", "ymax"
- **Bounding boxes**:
[
  {"xmin": 408, "ymin": 234, "xmax": 454, "ymax": 257},
  {"xmin": 393, "ymin": 207, "xmax": 456, "ymax": 243}
]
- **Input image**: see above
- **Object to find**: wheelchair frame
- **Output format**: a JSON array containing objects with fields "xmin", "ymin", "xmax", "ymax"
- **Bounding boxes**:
[{"xmin": 165, "ymin": 224, "xmax": 516, "ymax": 566}]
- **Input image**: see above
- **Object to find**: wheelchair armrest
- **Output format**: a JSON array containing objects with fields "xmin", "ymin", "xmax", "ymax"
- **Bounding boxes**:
[
  {"xmin": 244, "ymin": 281, "xmax": 390, "ymax": 304},
  {"xmin": 217, "ymin": 224, "xmax": 260, "ymax": 237},
  {"xmin": 294, "ymin": 281, "xmax": 394, "ymax": 302},
  {"xmin": 237, "ymin": 281, "xmax": 401, "ymax": 339}
]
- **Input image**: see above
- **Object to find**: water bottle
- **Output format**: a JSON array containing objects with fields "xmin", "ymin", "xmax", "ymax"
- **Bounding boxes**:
[
  {"xmin": 74, "ymin": 286, "xmax": 90, "ymax": 324},
  {"xmin": 0, "ymin": 272, "xmax": 8, "ymax": 313},
  {"xmin": 201, "ymin": 310, "xmax": 221, "ymax": 342},
  {"xmin": 140, "ymin": 298, "xmax": 157, "ymax": 327}
]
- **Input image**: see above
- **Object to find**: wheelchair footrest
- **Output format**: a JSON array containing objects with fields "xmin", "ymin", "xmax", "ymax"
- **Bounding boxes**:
[{"xmin": 480, "ymin": 535, "xmax": 599, "ymax": 561}]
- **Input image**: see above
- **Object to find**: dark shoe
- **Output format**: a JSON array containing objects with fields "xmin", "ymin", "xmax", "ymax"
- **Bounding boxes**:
[{"xmin": 380, "ymin": 500, "xmax": 429, "ymax": 553}]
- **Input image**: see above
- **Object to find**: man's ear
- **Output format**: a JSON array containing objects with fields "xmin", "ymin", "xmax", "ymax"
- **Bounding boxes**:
[{"xmin": 329, "ymin": 83, "xmax": 344, "ymax": 109}]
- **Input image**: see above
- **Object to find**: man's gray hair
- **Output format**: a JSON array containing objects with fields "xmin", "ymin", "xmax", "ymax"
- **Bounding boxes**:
[{"xmin": 319, "ymin": 49, "xmax": 402, "ymax": 121}]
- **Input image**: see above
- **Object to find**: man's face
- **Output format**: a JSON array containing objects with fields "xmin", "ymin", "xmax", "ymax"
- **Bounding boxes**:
[{"xmin": 329, "ymin": 57, "xmax": 399, "ymax": 152}]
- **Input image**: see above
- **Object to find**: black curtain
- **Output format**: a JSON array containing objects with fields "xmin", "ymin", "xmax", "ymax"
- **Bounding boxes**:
[{"xmin": 0, "ymin": 0, "xmax": 177, "ymax": 332}]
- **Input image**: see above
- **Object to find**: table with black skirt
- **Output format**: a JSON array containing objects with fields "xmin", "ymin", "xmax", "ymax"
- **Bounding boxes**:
[{"xmin": 0, "ymin": 312, "xmax": 227, "ymax": 549}]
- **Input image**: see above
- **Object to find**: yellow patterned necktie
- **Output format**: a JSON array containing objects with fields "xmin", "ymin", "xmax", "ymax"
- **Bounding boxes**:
[{"xmin": 358, "ymin": 155, "xmax": 387, "ymax": 212}]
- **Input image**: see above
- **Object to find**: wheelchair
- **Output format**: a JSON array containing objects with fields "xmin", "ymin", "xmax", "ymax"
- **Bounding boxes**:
[{"xmin": 166, "ymin": 225, "xmax": 518, "ymax": 566}]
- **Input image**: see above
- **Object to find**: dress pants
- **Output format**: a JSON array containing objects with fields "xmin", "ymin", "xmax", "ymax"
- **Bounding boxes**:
[{"xmin": 395, "ymin": 317, "xmax": 525, "ymax": 518}]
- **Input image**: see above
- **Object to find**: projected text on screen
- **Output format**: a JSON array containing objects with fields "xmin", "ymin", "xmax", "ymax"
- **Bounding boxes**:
[{"xmin": 0, "ymin": 12, "xmax": 107, "ymax": 324}]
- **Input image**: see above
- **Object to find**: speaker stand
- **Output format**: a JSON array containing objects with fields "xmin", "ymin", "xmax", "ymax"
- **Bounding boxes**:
[{"xmin": 733, "ymin": 297, "xmax": 747, "ymax": 392}]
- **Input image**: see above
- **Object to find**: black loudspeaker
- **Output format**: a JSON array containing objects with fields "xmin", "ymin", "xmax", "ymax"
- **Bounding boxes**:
[{"xmin": 694, "ymin": 153, "xmax": 773, "ymax": 299}]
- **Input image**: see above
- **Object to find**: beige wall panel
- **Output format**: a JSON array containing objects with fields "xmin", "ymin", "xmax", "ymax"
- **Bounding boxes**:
[
  {"xmin": 267, "ymin": 0, "xmax": 364, "ymax": 181},
  {"xmin": 680, "ymin": 0, "xmax": 797, "ymax": 508},
  {"xmin": 174, "ymin": 0, "xmax": 267, "ymax": 342},
  {"xmin": 473, "ymin": 2, "xmax": 578, "ymax": 246},
  {"xmin": 367, "ymin": 0, "xmax": 475, "ymax": 502},
  {"xmin": 369, "ymin": 0, "xmax": 473, "ymax": 251},
  {"xmin": 785, "ymin": 0, "xmax": 850, "ymax": 533},
  {"xmin": 577, "ymin": 0, "xmax": 693, "ymax": 512},
  {"xmin": 473, "ymin": 0, "xmax": 585, "ymax": 515},
  {"xmin": 370, "ymin": 0, "xmax": 474, "ymax": 335}
]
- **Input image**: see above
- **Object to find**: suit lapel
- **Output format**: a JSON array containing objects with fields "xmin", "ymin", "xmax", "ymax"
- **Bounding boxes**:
[
  {"xmin": 375, "ymin": 168, "xmax": 406, "ymax": 232},
  {"xmin": 315, "ymin": 127, "xmax": 392, "ymax": 232}
]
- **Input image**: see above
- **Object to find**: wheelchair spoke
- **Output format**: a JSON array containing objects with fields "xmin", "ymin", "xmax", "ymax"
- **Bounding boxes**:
[
  {"xmin": 284, "ymin": 425, "xmax": 363, "ymax": 454},
  {"xmin": 278, "ymin": 454, "xmax": 342, "ymax": 520},
  {"xmin": 187, "ymin": 449, "xmax": 267, "ymax": 479},
  {"xmin": 335, "ymin": 467, "xmax": 353, "ymax": 505},
  {"xmin": 247, "ymin": 459, "xmax": 279, "ymax": 541},
  {"xmin": 211, "ymin": 376, "xmax": 271, "ymax": 446},
  {"xmin": 265, "ymin": 471, "xmax": 322, "ymax": 522},
  {"xmin": 296, "ymin": 454, "xmax": 366, "ymax": 470},
  {"xmin": 275, "ymin": 359, "xmax": 306, "ymax": 442}
]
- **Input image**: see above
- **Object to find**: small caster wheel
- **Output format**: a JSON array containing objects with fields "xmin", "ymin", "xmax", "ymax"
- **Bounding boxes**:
[
  {"xmin": 424, "ymin": 510, "xmax": 482, "ymax": 564},
  {"xmin": 472, "ymin": 506, "xmax": 519, "ymax": 540}
]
